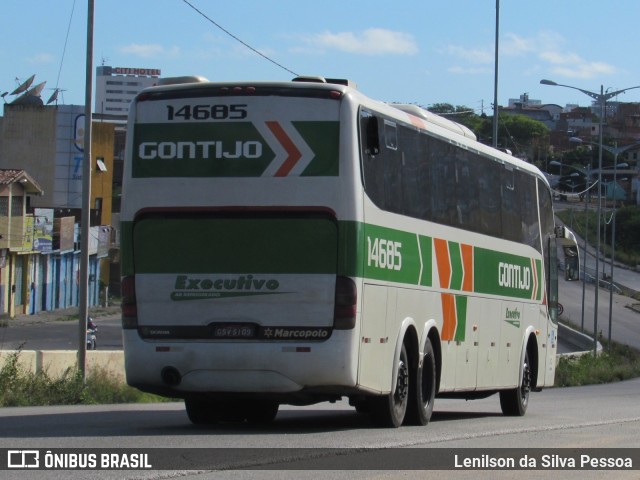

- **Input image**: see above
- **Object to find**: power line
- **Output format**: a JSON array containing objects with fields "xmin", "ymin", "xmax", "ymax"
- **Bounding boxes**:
[
  {"xmin": 180, "ymin": 0, "xmax": 299, "ymax": 77},
  {"xmin": 55, "ymin": 0, "xmax": 77, "ymax": 93}
]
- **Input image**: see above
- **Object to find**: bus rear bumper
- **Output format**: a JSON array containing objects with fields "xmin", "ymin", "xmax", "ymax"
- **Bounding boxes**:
[{"xmin": 123, "ymin": 330, "xmax": 358, "ymax": 399}]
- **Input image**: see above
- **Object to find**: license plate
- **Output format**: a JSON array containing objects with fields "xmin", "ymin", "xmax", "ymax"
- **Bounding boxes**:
[{"xmin": 211, "ymin": 324, "xmax": 257, "ymax": 339}]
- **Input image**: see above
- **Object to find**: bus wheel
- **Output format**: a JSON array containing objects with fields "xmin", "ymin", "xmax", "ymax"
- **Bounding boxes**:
[
  {"xmin": 405, "ymin": 338, "xmax": 436, "ymax": 426},
  {"xmin": 185, "ymin": 399, "xmax": 245, "ymax": 424},
  {"xmin": 370, "ymin": 344, "xmax": 409, "ymax": 427},
  {"xmin": 185, "ymin": 399, "xmax": 221, "ymax": 425},
  {"xmin": 245, "ymin": 401, "xmax": 279, "ymax": 424},
  {"xmin": 499, "ymin": 349, "xmax": 531, "ymax": 416}
]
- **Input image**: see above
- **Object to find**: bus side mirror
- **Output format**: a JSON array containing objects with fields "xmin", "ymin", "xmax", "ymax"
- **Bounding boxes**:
[
  {"xmin": 366, "ymin": 116, "xmax": 380, "ymax": 156},
  {"xmin": 555, "ymin": 226, "xmax": 580, "ymax": 281}
]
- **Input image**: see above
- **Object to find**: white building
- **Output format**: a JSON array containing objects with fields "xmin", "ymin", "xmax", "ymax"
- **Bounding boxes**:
[{"xmin": 95, "ymin": 66, "xmax": 161, "ymax": 117}]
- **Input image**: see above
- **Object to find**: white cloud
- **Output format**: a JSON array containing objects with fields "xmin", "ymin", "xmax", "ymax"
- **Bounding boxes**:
[
  {"xmin": 440, "ymin": 45, "xmax": 493, "ymax": 64},
  {"xmin": 27, "ymin": 53, "xmax": 55, "ymax": 64},
  {"xmin": 539, "ymin": 51, "xmax": 616, "ymax": 79},
  {"xmin": 442, "ymin": 30, "xmax": 617, "ymax": 80},
  {"xmin": 448, "ymin": 65, "xmax": 493, "ymax": 75},
  {"xmin": 303, "ymin": 28, "xmax": 418, "ymax": 56},
  {"xmin": 120, "ymin": 44, "xmax": 180, "ymax": 59}
]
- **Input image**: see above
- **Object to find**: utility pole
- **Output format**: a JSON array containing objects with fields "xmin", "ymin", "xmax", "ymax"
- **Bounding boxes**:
[{"xmin": 78, "ymin": 0, "xmax": 94, "ymax": 383}]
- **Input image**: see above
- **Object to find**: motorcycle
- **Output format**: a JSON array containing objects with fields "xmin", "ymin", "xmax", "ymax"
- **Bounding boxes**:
[{"xmin": 86, "ymin": 317, "xmax": 97, "ymax": 350}]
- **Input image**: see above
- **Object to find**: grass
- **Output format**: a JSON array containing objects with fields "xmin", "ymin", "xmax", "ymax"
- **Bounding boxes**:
[
  {"xmin": 556, "ymin": 208, "xmax": 640, "ymax": 268},
  {"xmin": 0, "ymin": 349, "xmax": 173, "ymax": 407},
  {"xmin": 554, "ymin": 338, "xmax": 640, "ymax": 387}
]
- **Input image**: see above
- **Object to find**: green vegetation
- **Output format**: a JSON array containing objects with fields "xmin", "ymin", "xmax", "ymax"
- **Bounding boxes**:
[
  {"xmin": 0, "ymin": 349, "xmax": 173, "ymax": 407},
  {"xmin": 555, "ymin": 340, "xmax": 640, "ymax": 387},
  {"xmin": 556, "ymin": 207, "xmax": 640, "ymax": 269}
]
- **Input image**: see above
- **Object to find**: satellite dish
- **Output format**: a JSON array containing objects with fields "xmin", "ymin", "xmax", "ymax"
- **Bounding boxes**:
[
  {"xmin": 47, "ymin": 89, "xmax": 59, "ymax": 105},
  {"xmin": 26, "ymin": 81, "xmax": 46, "ymax": 97},
  {"xmin": 10, "ymin": 81, "xmax": 46, "ymax": 105},
  {"xmin": 10, "ymin": 74, "xmax": 36, "ymax": 95}
]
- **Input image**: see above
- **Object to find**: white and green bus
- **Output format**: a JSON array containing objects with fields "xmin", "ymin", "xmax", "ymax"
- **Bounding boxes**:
[{"xmin": 121, "ymin": 76, "xmax": 577, "ymax": 427}]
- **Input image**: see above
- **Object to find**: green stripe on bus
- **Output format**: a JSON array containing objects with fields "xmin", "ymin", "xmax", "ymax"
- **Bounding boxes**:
[
  {"xmin": 449, "ymin": 241, "xmax": 463, "ymax": 291},
  {"xmin": 473, "ymin": 247, "xmax": 539, "ymax": 300},
  {"xmin": 418, "ymin": 235, "xmax": 433, "ymax": 287},
  {"xmin": 131, "ymin": 121, "xmax": 339, "ymax": 178},
  {"xmin": 122, "ymin": 218, "xmax": 541, "ymax": 301},
  {"xmin": 295, "ymin": 121, "xmax": 340, "ymax": 176},
  {"xmin": 454, "ymin": 295, "xmax": 468, "ymax": 342},
  {"xmin": 363, "ymin": 224, "xmax": 424, "ymax": 285},
  {"xmin": 132, "ymin": 217, "xmax": 337, "ymax": 274}
]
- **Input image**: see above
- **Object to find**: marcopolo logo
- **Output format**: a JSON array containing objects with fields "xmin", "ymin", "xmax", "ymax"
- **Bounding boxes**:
[
  {"xmin": 262, "ymin": 327, "xmax": 331, "ymax": 340},
  {"xmin": 171, "ymin": 274, "xmax": 283, "ymax": 301}
]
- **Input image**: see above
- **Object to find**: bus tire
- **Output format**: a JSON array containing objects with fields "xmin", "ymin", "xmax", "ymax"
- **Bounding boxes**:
[
  {"xmin": 405, "ymin": 337, "xmax": 436, "ymax": 426},
  {"xmin": 185, "ymin": 399, "xmax": 245, "ymax": 424},
  {"xmin": 185, "ymin": 399, "xmax": 220, "ymax": 425},
  {"xmin": 370, "ymin": 343, "xmax": 409, "ymax": 428},
  {"xmin": 245, "ymin": 401, "xmax": 279, "ymax": 424},
  {"xmin": 499, "ymin": 348, "xmax": 531, "ymax": 416}
]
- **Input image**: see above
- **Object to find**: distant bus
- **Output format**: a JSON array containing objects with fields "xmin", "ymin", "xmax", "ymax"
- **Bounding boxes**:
[{"xmin": 120, "ymin": 76, "xmax": 578, "ymax": 427}]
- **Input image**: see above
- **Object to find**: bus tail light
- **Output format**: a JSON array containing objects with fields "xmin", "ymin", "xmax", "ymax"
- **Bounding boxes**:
[
  {"xmin": 333, "ymin": 276, "xmax": 357, "ymax": 330},
  {"xmin": 121, "ymin": 275, "xmax": 138, "ymax": 329}
]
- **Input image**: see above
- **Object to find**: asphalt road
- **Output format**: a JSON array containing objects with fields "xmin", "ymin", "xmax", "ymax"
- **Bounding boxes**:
[
  {"xmin": 558, "ymin": 274, "xmax": 640, "ymax": 351},
  {"xmin": 1, "ymin": 378, "xmax": 639, "ymax": 479},
  {"xmin": 0, "ymin": 316, "xmax": 123, "ymax": 351}
]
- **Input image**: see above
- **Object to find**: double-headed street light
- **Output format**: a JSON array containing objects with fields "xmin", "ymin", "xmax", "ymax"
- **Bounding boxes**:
[{"xmin": 540, "ymin": 79, "xmax": 640, "ymax": 355}]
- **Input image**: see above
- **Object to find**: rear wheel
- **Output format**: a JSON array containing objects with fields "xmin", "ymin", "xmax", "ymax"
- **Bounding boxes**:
[
  {"xmin": 185, "ymin": 399, "xmax": 244, "ymax": 424},
  {"xmin": 500, "ymin": 348, "xmax": 532, "ymax": 416},
  {"xmin": 185, "ymin": 399, "xmax": 221, "ymax": 425},
  {"xmin": 245, "ymin": 401, "xmax": 279, "ymax": 424},
  {"xmin": 405, "ymin": 338, "xmax": 436, "ymax": 426},
  {"xmin": 186, "ymin": 399, "xmax": 279, "ymax": 425},
  {"xmin": 370, "ymin": 344, "xmax": 409, "ymax": 428}
]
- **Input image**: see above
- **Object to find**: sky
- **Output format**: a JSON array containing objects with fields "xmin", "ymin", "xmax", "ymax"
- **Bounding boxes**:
[{"xmin": 3, "ymin": 0, "xmax": 640, "ymax": 115}]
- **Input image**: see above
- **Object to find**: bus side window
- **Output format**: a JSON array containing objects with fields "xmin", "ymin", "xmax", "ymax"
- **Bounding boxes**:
[{"xmin": 384, "ymin": 120, "xmax": 398, "ymax": 150}]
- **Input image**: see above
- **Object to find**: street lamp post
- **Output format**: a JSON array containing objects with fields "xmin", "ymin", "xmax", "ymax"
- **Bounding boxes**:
[
  {"xmin": 549, "ymin": 158, "xmax": 592, "ymax": 332},
  {"xmin": 569, "ymin": 136, "xmax": 636, "ymax": 348},
  {"xmin": 540, "ymin": 79, "xmax": 640, "ymax": 355}
]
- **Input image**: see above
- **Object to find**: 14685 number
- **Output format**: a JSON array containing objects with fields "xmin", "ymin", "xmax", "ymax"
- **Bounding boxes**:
[
  {"xmin": 367, "ymin": 236, "xmax": 402, "ymax": 271},
  {"xmin": 166, "ymin": 104, "xmax": 248, "ymax": 121}
]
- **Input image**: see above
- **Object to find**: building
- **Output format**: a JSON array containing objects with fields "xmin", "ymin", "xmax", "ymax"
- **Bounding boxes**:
[
  {"xmin": 0, "ymin": 104, "xmax": 115, "ymax": 222},
  {"xmin": 95, "ymin": 66, "xmax": 161, "ymax": 117},
  {"xmin": 0, "ymin": 103, "xmax": 115, "ymax": 316}
]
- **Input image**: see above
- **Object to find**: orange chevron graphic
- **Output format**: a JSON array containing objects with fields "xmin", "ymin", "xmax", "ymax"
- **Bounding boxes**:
[
  {"xmin": 441, "ymin": 293, "xmax": 456, "ymax": 341},
  {"xmin": 461, "ymin": 243, "xmax": 473, "ymax": 292},
  {"xmin": 265, "ymin": 121, "xmax": 302, "ymax": 177}
]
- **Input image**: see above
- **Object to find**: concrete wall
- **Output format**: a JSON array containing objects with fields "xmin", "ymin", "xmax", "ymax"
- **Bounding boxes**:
[{"xmin": 0, "ymin": 349, "xmax": 125, "ymax": 381}]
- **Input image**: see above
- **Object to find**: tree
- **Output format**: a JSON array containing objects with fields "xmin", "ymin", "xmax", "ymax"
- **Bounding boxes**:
[
  {"xmin": 426, "ymin": 104, "xmax": 483, "ymax": 135},
  {"xmin": 615, "ymin": 206, "xmax": 640, "ymax": 254}
]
